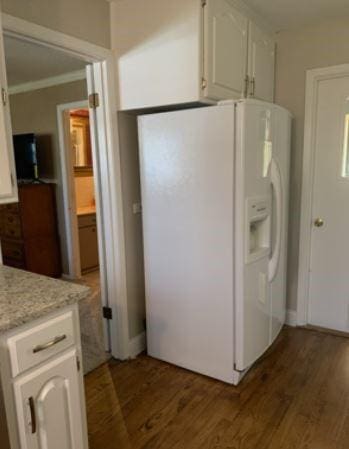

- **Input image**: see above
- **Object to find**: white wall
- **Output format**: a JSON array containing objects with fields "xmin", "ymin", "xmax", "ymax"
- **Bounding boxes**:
[
  {"xmin": 275, "ymin": 16, "xmax": 349, "ymax": 311},
  {"xmin": 1, "ymin": 0, "xmax": 111, "ymax": 48}
]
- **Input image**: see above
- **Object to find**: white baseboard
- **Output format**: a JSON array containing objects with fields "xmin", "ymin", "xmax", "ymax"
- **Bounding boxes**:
[
  {"xmin": 128, "ymin": 332, "xmax": 146, "ymax": 358},
  {"xmin": 286, "ymin": 309, "xmax": 297, "ymax": 327}
]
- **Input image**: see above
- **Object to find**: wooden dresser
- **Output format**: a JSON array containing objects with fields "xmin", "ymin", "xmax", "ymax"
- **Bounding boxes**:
[{"xmin": 0, "ymin": 183, "xmax": 62, "ymax": 278}]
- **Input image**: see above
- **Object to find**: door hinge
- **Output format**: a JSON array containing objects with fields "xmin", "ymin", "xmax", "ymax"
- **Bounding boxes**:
[
  {"xmin": 103, "ymin": 306, "xmax": 113, "ymax": 320},
  {"xmin": 76, "ymin": 355, "xmax": 81, "ymax": 372},
  {"xmin": 1, "ymin": 87, "xmax": 7, "ymax": 106},
  {"xmin": 201, "ymin": 0, "xmax": 207, "ymax": 7},
  {"xmin": 88, "ymin": 92, "xmax": 100, "ymax": 109},
  {"xmin": 201, "ymin": 77, "xmax": 207, "ymax": 90}
]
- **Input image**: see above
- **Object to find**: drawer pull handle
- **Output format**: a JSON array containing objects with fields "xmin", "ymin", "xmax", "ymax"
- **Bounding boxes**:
[
  {"xmin": 33, "ymin": 334, "xmax": 67, "ymax": 353},
  {"xmin": 29, "ymin": 396, "xmax": 36, "ymax": 434}
]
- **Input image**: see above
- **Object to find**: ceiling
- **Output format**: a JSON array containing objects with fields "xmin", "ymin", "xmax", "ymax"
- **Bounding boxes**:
[
  {"xmin": 244, "ymin": 0, "xmax": 349, "ymax": 31},
  {"xmin": 4, "ymin": 35, "xmax": 86, "ymax": 87}
]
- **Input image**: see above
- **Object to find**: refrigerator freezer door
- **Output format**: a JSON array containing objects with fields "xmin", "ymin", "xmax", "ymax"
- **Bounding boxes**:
[
  {"xmin": 138, "ymin": 105, "xmax": 236, "ymax": 383},
  {"xmin": 269, "ymin": 106, "xmax": 292, "ymax": 342},
  {"xmin": 235, "ymin": 100, "xmax": 274, "ymax": 371}
]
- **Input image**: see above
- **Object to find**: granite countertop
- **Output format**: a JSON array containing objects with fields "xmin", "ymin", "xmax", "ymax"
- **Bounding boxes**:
[
  {"xmin": 76, "ymin": 206, "xmax": 96, "ymax": 216},
  {"xmin": 0, "ymin": 265, "xmax": 90, "ymax": 333}
]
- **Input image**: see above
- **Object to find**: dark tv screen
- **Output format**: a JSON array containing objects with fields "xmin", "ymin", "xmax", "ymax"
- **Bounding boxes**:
[{"xmin": 13, "ymin": 133, "xmax": 38, "ymax": 180}]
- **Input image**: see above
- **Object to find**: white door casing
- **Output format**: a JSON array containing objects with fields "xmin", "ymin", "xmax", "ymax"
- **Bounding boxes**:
[
  {"xmin": 57, "ymin": 100, "xmax": 87, "ymax": 281},
  {"xmin": 298, "ymin": 64, "xmax": 349, "ymax": 330},
  {"xmin": 1, "ymin": 13, "xmax": 130, "ymax": 359},
  {"xmin": 0, "ymin": 11, "xmax": 18, "ymax": 204},
  {"xmin": 203, "ymin": 0, "xmax": 248, "ymax": 100}
]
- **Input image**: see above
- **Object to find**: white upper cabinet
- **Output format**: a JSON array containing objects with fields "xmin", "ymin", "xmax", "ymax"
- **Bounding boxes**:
[
  {"xmin": 112, "ymin": 0, "xmax": 275, "ymax": 110},
  {"xmin": 0, "ymin": 13, "xmax": 18, "ymax": 204},
  {"xmin": 203, "ymin": 0, "xmax": 248, "ymax": 100},
  {"xmin": 247, "ymin": 21, "xmax": 275, "ymax": 102}
]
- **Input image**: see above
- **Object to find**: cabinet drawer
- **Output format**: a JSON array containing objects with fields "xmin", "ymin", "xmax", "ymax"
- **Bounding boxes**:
[
  {"xmin": 78, "ymin": 213, "xmax": 96, "ymax": 228},
  {"xmin": 6, "ymin": 310, "xmax": 76, "ymax": 377}
]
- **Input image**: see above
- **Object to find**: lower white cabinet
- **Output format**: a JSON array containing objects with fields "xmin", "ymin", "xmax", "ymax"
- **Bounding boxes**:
[
  {"xmin": 14, "ymin": 349, "xmax": 85, "ymax": 449},
  {"xmin": 0, "ymin": 305, "xmax": 88, "ymax": 449}
]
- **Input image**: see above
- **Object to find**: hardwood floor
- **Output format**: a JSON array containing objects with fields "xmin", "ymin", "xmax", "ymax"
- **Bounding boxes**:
[{"xmin": 84, "ymin": 327, "xmax": 349, "ymax": 449}]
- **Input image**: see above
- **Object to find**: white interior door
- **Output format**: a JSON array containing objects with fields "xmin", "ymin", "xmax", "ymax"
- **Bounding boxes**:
[
  {"xmin": 308, "ymin": 75, "xmax": 349, "ymax": 332},
  {"xmin": 203, "ymin": 0, "xmax": 248, "ymax": 100},
  {"xmin": 247, "ymin": 22, "xmax": 275, "ymax": 102}
]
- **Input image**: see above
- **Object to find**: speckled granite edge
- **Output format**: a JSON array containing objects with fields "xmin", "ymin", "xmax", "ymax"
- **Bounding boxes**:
[{"xmin": 0, "ymin": 265, "xmax": 90, "ymax": 333}]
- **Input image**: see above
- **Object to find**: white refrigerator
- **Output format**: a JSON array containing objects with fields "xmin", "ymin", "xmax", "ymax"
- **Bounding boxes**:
[{"xmin": 138, "ymin": 99, "xmax": 291, "ymax": 384}]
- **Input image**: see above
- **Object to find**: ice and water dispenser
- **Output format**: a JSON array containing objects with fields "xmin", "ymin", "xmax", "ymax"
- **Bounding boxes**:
[{"xmin": 246, "ymin": 196, "xmax": 271, "ymax": 264}]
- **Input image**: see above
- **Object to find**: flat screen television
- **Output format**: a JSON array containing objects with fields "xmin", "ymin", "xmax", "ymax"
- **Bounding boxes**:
[{"xmin": 13, "ymin": 133, "xmax": 39, "ymax": 180}]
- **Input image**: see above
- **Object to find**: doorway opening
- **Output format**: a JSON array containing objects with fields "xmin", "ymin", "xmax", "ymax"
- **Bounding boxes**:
[{"xmin": 0, "ymin": 14, "xmax": 129, "ymax": 366}]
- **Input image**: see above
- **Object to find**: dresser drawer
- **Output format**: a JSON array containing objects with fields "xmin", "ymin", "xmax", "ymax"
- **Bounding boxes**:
[
  {"xmin": 6, "ymin": 309, "xmax": 76, "ymax": 377},
  {"xmin": 1, "ymin": 240, "xmax": 24, "ymax": 261},
  {"xmin": 4, "ymin": 222, "xmax": 22, "ymax": 239},
  {"xmin": 0, "ymin": 203, "xmax": 19, "ymax": 214}
]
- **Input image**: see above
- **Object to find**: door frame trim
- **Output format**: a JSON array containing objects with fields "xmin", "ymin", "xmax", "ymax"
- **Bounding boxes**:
[
  {"xmin": 57, "ymin": 100, "xmax": 88, "ymax": 281},
  {"xmin": 1, "ymin": 13, "xmax": 131, "ymax": 359},
  {"xmin": 297, "ymin": 64, "xmax": 349, "ymax": 325}
]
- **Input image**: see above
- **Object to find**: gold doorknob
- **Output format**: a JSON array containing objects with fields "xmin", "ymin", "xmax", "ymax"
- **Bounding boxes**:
[{"xmin": 314, "ymin": 218, "xmax": 324, "ymax": 227}]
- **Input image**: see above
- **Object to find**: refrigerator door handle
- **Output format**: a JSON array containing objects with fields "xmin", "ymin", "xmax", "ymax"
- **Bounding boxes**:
[{"xmin": 269, "ymin": 158, "xmax": 282, "ymax": 282}]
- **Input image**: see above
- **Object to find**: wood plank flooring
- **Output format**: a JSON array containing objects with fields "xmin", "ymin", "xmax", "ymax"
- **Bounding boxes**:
[{"xmin": 84, "ymin": 327, "xmax": 349, "ymax": 449}]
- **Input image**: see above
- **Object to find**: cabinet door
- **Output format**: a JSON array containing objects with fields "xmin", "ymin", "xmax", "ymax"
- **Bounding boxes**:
[
  {"xmin": 0, "ymin": 13, "xmax": 18, "ymax": 204},
  {"xmin": 13, "ymin": 349, "xmax": 87, "ymax": 449},
  {"xmin": 78, "ymin": 225, "xmax": 99, "ymax": 272},
  {"xmin": 247, "ymin": 21, "xmax": 275, "ymax": 102},
  {"xmin": 203, "ymin": 0, "xmax": 248, "ymax": 100}
]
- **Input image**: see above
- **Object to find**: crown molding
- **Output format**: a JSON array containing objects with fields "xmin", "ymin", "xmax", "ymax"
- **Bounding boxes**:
[{"xmin": 8, "ymin": 69, "xmax": 86, "ymax": 95}]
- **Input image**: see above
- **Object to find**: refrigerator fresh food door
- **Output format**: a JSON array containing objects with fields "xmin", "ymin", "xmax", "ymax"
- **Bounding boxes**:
[
  {"xmin": 269, "ymin": 158, "xmax": 282, "ymax": 283},
  {"xmin": 269, "ymin": 106, "xmax": 292, "ymax": 342},
  {"xmin": 235, "ymin": 100, "xmax": 274, "ymax": 371},
  {"xmin": 138, "ymin": 104, "xmax": 236, "ymax": 383}
]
